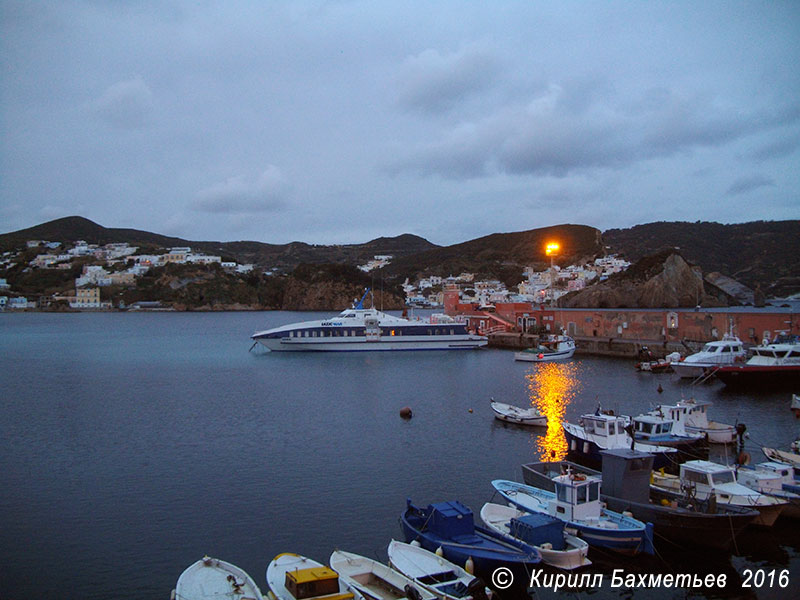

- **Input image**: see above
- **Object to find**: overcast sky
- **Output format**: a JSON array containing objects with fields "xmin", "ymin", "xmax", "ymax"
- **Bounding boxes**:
[{"xmin": 1, "ymin": 1, "xmax": 798, "ymax": 246}]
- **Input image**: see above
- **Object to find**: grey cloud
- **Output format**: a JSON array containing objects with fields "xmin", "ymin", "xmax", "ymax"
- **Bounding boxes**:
[
  {"xmin": 726, "ymin": 175, "xmax": 775, "ymax": 196},
  {"xmin": 396, "ymin": 44, "xmax": 501, "ymax": 113},
  {"xmin": 91, "ymin": 77, "xmax": 155, "ymax": 129},
  {"xmin": 192, "ymin": 166, "xmax": 289, "ymax": 214},
  {"xmin": 750, "ymin": 133, "xmax": 800, "ymax": 161},
  {"xmin": 390, "ymin": 83, "xmax": 800, "ymax": 179}
]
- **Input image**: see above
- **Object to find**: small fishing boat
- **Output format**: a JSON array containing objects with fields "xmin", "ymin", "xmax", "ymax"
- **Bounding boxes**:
[
  {"xmin": 479, "ymin": 503, "xmax": 591, "ymax": 570},
  {"xmin": 762, "ymin": 442, "xmax": 800, "ymax": 468},
  {"xmin": 522, "ymin": 452, "xmax": 759, "ymax": 551},
  {"xmin": 489, "ymin": 398, "xmax": 546, "ymax": 426},
  {"xmin": 491, "ymin": 478, "xmax": 654, "ymax": 555},
  {"xmin": 329, "ymin": 550, "xmax": 435, "ymax": 600},
  {"xmin": 171, "ymin": 556, "xmax": 265, "ymax": 600},
  {"xmin": 634, "ymin": 348, "xmax": 680, "ymax": 373},
  {"xmin": 737, "ymin": 462, "xmax": 800, "ymax": 519},
  {"xmin": 400, "ymin": 499, "xmax": 540, "ymax": 582},
  {"xmin": 267, "ymin": 552, "xmax": 357, "ymax": 600},
  {"xmin": 653, "ymin": 398, "xmax": 737, "ymax": 444},
  {"xmin": 630, "ymin": 411, "xmax": 705, "ymax": 453},
  {"xmin": 650, "ymin": 460, "xmax": 788, "ymax": 526},
  {"xmin": 562, "ymin": 411, "xmax": 678, "ymax": 470},
  {"xmin": 386, "ymin": 540, "xmax": 491, "ymax": 600},
  {"xmin": 514, "ymin": 335, "xmax": 575, "ymax": 362}
]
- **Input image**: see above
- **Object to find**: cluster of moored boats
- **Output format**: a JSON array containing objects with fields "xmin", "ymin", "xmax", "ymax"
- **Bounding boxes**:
[{"xmin": 171, "ymin": 440, "xmax": 799, "ymax": 600}]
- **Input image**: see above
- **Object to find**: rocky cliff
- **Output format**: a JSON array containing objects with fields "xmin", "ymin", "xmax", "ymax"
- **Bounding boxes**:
[{"xmin": 559, "ymin": 252, "xmax": 726, "ymax": 309}]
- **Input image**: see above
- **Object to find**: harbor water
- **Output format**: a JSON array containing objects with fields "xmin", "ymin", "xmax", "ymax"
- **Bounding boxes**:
[{"xmin": 1, "ymin": 311, "xmax": 798, "ymax": 599}]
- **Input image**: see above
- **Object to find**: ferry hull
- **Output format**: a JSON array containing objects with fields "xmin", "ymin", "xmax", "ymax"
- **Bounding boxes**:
[
  {"xmin": 254, "ymin": 336, "xmax": 487, "ymax": 352},
  {"xmin": 714, "ymin": 365, "xmax": 800, "ymax": 389}
]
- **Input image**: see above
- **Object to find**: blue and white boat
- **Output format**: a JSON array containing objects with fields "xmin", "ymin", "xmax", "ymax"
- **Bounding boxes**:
[
  {"xmin": 251, "ymin": 289, "xmax": 487, "ymax": 352},
  {"xmin": 491, "ymin": 478, "xmax": 655, "ymax": 556},
  {"xmin": 400, "ymin": 499, "xmax": 540, "ymax": 581},
  {"xmin": 630, "ymin": 411, "xmax": 705, "ymax": 452}
]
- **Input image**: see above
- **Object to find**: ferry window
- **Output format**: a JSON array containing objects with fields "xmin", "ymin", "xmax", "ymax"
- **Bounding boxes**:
[
  {"xmin": 608, "ymin": 423, "xmax": 616, "ymax": 435},
  {"xmin": 722, "ymin": 346, "xmax": 731, "ymax": 353},
  {"xmin": 595, "ymin": 421, "xmax": 605, "ymax": 431}
]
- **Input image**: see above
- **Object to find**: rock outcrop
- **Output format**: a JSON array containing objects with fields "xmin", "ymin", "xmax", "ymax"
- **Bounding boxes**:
[{"xmin": 560, "ymin": 252, "xmax": 728, "ymax": 309}]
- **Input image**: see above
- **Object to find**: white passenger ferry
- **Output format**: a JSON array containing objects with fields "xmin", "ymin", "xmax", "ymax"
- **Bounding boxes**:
[{"xmin": 251, "ymin": 290, "xmax": 487, "ymax": 352}]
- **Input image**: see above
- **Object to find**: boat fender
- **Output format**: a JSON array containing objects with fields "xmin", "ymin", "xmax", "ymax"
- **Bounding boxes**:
[
  {"xmin": 435, "ymin": 546, "xmax": 444, "ymax": 557},
  {"xmin": 623, "ymin": 511, "xmax": 633, "ymax": 518},
  {"xmin": 410, "ymin": 539, "xmax": 421, "ymax": 547},
  {"xmin": 399, "ymin": 406, "xmax": 413, "ymax": 419},
  {"xmin": 465, "ymin": 556, "xmax": 474, "ymax": 574},
  {"xmin": 540, "ymin": 542, "xmax": 553, "ymax": 550},
  {"xmin": 737, "ymin": 451, "xmax": 751, "ymax": 465},
  {"xmin": 538, "ymin": 353, "xmax": 544, "ymax": 359}
]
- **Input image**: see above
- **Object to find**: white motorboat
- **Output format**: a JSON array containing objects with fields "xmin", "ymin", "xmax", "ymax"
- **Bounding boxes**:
[
  {"xmin": 386, "ymin": 540, "xmax": 491, "ymax": 600},
  {"xmin": 763, "ymin": 439, "xmax": 800, "ymax": 468},
  {"xmin": 479, "ymin": 503, "xmax": 591, "ymax": 570},
  {"xmin": 737, "ymin": 462, "xmax": 800, "ymax": 519},
  {"xmin": 252, "ymin": 290, "xmax": 486, "ymax": 352},
  {"xmin": 514, "ymin": 335, "xmax": 575, "ymax": 362},
  {"xmin": 267, "ymin": 552, "xmax": 358, "ymax": 600},
  {"xmin": 329, "ymin": 550, "xmax": 436, "ymax": 600},
  {"xmin": 650, "ymin": 460, "xmax": 787, "ymax": 526},
  {"xmin": 715, "ymin": 334, "xmax": 800, "ymax": 388},
  {"xmin": 489, "ymin": 398, "xmax": 546, "ymax": 426},
  {"xmin": 171, "ymin": 556, "xmax": 265, "ymax": 600},
  {"xmin": 672, "ymin": 334, "xmax": 747, "ymax": 379},
  {"xmin": 652, "ymin": 398, "xmax": 737, "ymax": 444}
]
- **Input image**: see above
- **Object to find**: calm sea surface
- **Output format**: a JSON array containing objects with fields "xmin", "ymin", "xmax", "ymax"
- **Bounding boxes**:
[{"xmin": 1, "ymin": 311, "xmax": 798, "ymax": 600}]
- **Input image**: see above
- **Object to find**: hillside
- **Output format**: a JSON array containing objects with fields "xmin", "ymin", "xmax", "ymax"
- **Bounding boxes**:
[
  {"xmin": 383, "ymin": 224, "xmax": 604, "ymax": 288},
  {"xmin": 602, "ymin": 221, "xmax": 800, "ymax": 297},
  {"xmin": 0, "ymin": 216, "xmax": 438, "ymax": 269}
]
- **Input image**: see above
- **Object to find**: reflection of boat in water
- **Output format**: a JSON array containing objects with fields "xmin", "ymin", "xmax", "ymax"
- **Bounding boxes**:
[
  {"xmin": 251, "ymin": 289, "xmax": 486, "ymax": 352},
  {"xmin": 490, "ymin": 398, "xmax": 546, "ymax": 426},
  {"xmin": 515, "ymin": 335, "xmax": 575, "ymax": 362}
]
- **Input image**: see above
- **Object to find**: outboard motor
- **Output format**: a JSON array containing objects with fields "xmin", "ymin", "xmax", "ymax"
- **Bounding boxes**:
[{"xmin": 467, "ymin": 577, "xmax": 490, "ymax": 600}]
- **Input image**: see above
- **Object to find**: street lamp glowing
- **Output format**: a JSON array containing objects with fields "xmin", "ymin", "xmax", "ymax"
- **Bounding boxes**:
[{"xmin": 546, "ymin": 242, "xmax": 560, "ymax": 256}]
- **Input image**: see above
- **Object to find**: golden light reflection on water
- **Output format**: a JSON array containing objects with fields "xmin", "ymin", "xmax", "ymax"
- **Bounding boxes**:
[{"xmin": 526, "ymin": 362, "xmax": 581, "ymax": 461}]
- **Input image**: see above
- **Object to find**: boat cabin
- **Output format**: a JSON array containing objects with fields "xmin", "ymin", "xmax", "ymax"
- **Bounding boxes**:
[
  {"xmin": 548, "ymin": 473, "xmax": 602, "ymax": 522},
  {"xmin": 600, "ymin": 448, "xmax": 654, "ymax": 504},
  {"xmin": 679, "ymin": 460, "xmax": 736, "ymax": 491},
  {"xmin": 580, "ymin": 413, "xmax": 631, "ymax": 444},
  {"xmin": 285, "ymin": 566, "xmax": 353, "ymax": 600},
  {"xmin": 737, "ymin": 462, "xmax": 797, "ymax": 495},
  {"xmin": 632, "ymin": 415, "xmax": 675, "ymax": 440}
]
